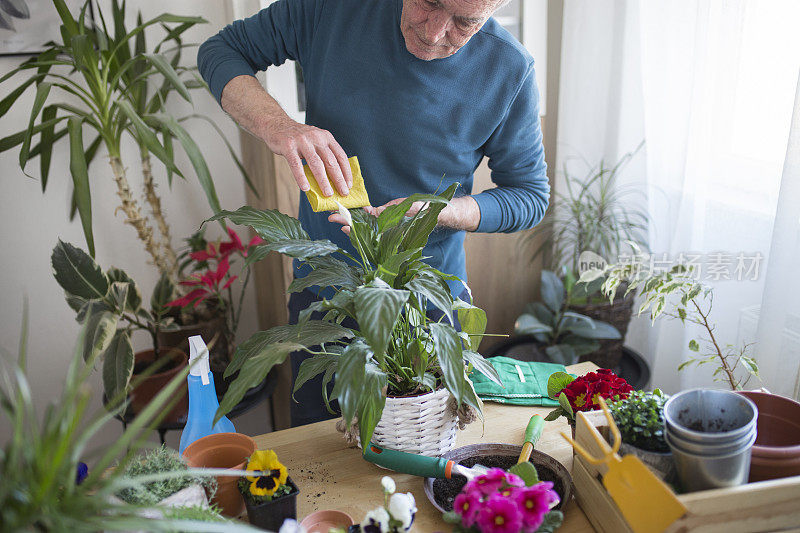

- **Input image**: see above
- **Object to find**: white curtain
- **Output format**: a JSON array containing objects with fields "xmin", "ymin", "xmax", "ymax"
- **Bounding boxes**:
[{"xmin": 555, "ymin": 0, "xmax": 800, "ymax": 395}]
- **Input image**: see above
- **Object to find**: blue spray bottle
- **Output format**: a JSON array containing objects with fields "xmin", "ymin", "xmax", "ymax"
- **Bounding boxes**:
[{"xmin": 179, "ymin": 335, "xmax": 235, "ymax": 453}]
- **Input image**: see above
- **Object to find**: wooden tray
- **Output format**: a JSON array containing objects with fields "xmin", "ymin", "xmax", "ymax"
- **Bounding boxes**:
[{"xmin": 572, "ymin": 411, "xmax": 800, "ymax": 532}]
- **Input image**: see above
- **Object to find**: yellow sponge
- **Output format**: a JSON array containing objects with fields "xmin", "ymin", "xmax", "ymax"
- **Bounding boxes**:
[{"xmin": 303, "ymin": 156, "xmax": 370, "ymax": 212}]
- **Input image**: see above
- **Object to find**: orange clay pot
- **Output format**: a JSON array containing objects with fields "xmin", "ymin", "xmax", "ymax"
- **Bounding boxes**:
[
  {"xmin": 182, "ymin": 432, "xmax": 255, "ymax": 517},
  {"xmin": 129, "ymin": 348, "xmax": 188, "ymax": 424}
]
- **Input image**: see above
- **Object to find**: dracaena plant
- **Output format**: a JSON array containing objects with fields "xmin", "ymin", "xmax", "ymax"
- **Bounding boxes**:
[
  {"xmin": 0, "ymin": 306, "xmax": 259, "ymax": 532},
  {"xmin": 0, "ymin": 0, "xmax": 255, "ymax": 278},
  {"xmin": 209, "ymin": 185, "xmax": 502, "ymax": 447},
  {"xmin": 50, "ymin": 239, "xmax": 179, "ymax": 403},
  {"xmin": 514, "ymin": 270, "xmax": 621, "ymax": 365}
]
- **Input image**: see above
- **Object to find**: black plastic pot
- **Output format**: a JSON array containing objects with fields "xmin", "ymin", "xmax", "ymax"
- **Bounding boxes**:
[{"xmin": 242, "ymin": 477, "xmax": 299, "ymax": 531}]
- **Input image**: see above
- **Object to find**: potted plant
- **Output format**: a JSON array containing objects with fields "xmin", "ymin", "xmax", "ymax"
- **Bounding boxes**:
[
  {"xmin": 608, "ymin": 390, "xmax": 674, "ymax": 480},
  {"xmin": 441, "ymin": 465, "xmax": 563, "ymax": 532},
  {"xmin": 0, "ymin": 307, "xmax": 258, "ymax": 532},
  {"xmin": 116, "ymin": 445, "xmax": 217, "ymax": 511},
  {"xmin": 238, "ymin": 449, "xmax": 299, "ymax": 531},
  {"xmin": 544, "ymin": 369, "xmax": 633, "ymax": 435},
  {"xmin": 50, "ymin": 240, "xmax": 188, "ymax": 421},
  {"xmin": 209, "ymin": 185, "xmax": 502, "ymax": 455},
  {"xmin": 326, "ymin": 476, "xmax": 415, "ymax": 533},
  {"xmin": 0, "ymin": 0, "xmax": 255, "ymax": 278},
  {"xmin": 513, "ymin": 270, "xmax": 621, "ymax": 366},
  {"xmin": 161, "ymin": 227, "xmax": 264, "ymax": 396},
  {"xmin": 524, "ymin": 146, "xmax": 649, "ymax": 367}
]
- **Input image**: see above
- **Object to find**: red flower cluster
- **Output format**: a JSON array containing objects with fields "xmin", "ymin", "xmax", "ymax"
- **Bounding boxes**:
[
  {"xmin": 561, "ymin": 369, "xmax": 632, "ymax": 413},
  {"xmin": 167, "ymin": 228, "xmax": 263, "ymax": 309}
]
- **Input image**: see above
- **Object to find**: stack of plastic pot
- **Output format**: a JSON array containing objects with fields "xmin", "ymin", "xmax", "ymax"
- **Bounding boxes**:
[{"xmin": 664, "ymin": 389, "xmax": 758, "ymax": 492}]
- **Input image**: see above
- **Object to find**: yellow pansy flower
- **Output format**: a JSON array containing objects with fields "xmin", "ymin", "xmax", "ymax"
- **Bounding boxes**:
[{"xmin": 245, "ymin": 450, "xmax": 288, "ymax": 497}]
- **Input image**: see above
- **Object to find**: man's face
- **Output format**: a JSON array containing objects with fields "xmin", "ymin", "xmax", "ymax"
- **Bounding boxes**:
[{"xmin": 400, "ymin": 0, "xmax": 502, "ymax": 61}]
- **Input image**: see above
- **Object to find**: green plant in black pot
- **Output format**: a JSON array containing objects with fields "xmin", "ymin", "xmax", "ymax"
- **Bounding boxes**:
[
  {"xmin": 514, "ymin": 270, "xmax": 621, "ymax": 365},
  {"xmin": 209, "ymin": 184, "xmax": 501, "ymax": 448},
  {"xmin": 609, "ymin": 389, "xmax": 670, "ymax": 453}
]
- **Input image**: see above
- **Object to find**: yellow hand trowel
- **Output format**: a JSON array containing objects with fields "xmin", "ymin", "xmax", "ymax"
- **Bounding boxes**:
[{"xmin": 561, "ymin": 397, "xmax": 687, "ymax": 533}]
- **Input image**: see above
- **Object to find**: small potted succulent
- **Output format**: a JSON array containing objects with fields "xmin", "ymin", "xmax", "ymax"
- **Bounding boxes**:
[
  {"xmin": 609, "ymin": 390, "xmax": 674, "ymax": 480},
  {"xmin": 238, "ymin": 450, "xmax": 299, "ymax": 531},
  {"xmin": 544, "ymin": 369, "xmax": 633, "ymax": 435},
  {"xmin": 442, "ymin": 466, "xmax": 563, "ymax": 533},
  {"xmin": 115, "ymin": 445, "xmax": 216, "ymax": 514},
  {"xmin": 514, "ymin": 271, "xmax": 621, "ymax": 366}
]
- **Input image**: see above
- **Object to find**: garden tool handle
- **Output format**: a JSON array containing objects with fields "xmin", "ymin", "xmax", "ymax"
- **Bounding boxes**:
[
  {"xmin": 363, "ymin": 443, "xmax": 453, "ymax": 479},
  {"xmin": 518, "ymin": 414, "xmax": 545, "ymax": 464}
]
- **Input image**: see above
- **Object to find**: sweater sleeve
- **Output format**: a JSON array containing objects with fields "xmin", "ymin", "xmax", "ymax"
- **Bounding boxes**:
[
  {"xmin": 197, "ymin": 0, "xmax": 325, "ymax": 105},
  {"xmin": 472, "ymin": 62, "xmax": 550, "ymax": 233}
]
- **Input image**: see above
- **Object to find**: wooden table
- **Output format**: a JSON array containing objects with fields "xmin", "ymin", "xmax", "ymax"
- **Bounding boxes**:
[{"xmin": 252, "ymin": 362, "xmax": 597, "ymax": 532}]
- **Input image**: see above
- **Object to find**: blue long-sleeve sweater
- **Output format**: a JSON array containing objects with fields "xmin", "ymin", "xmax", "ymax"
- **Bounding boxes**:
[{"xmin": 198, "ymin": 0, "xmax": 549, "ymax": 291}]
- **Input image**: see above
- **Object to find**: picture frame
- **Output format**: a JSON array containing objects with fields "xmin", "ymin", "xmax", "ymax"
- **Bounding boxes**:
[{"xmin": 0, "ymin": 0, "xmax": 91, "ymax": 56}]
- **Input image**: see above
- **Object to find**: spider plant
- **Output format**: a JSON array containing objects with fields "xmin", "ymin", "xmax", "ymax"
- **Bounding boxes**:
[
  {"xmin": 526, "ymin": 143, "xmax": 649, "ymax": 299},
  {"xmin": 0, "ymin": 0, "xmax": 255, "ymax": 279}
]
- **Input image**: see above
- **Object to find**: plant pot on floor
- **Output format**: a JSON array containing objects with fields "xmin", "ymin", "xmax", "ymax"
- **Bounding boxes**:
[
  {"xmin": 569, "ymin": 288, "xmax": 635, "ymax": 369},
  {"xmin": 736, "ymin": 391, "xmax": 800, "ymax": 482},
  {"xmin": 182, "ymin": 432, "xmax": 256, "ymax": 517},
  {"xmin": 129, "ymin": 348, "xmax": 189, "ymax": 424},
  {"xmin": 241, "ymin": 477, "xmax": 299, "ymax": 531}
]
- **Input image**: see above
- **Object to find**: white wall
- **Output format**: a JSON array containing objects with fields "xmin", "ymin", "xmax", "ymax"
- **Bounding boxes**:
[{"xmin": 0, "ymin": 1, "xmax": 270, "ymax": 449}]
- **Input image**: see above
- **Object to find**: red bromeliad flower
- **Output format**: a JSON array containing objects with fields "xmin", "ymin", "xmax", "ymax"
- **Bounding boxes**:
[
  {"xmin": 561, "ymin": 368, "xmax": 632, "ymax": 413},
  {"xmin": 167, "ymin": 256, "xmax": 237, "ymax": 309}
]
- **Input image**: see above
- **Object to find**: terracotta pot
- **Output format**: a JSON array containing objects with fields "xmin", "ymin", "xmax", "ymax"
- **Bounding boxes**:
[
  {"xmin": 182, "ymin": 432, "xmax": 255, "ymax": 517},
  {"xmin": 736, "ymin": 391, "xmax": 800, "ymax": 482},
  {"xmin": 129, "ymin": 348, "xmax": 188, "ymax": 424}
]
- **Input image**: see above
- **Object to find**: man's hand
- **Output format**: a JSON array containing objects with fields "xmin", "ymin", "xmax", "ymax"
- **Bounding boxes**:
[
  {"xmin": 326, "ymin": 196, "xmax": 481, "ymax": 234},
  {"xmin": 220, "ymin": 75, "xmax": 352, "ymax": 197}
]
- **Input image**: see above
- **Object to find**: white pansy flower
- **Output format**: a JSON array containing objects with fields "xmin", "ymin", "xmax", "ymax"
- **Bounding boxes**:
[
  {"xmin": 278, "ymin": 518, "xmax": 306, "ymax": 533},
  {"xmin": 335, "ymin": 200, "xmax": 353, "ymax": 227},
  {"xmin": 388, "ymin": 492, "xmax": 417, "ymax": 531},
  {"xmin": 363, "ymin": 506, "xmax": 391, "ymax": 533},
  {"xmin": 381, "ymin": 476, "xmax": 396, "ymax": 494}
]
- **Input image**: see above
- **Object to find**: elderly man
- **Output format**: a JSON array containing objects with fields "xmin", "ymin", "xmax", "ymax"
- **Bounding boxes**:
[{"xmin": 198, "ymin": 0, "xmax": 549, "ymax": 426}]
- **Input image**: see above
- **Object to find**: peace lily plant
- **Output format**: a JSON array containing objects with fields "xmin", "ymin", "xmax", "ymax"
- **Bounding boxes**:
[
  {"xmin": 210, "ymin": 185, "xmax": 502, "ymax": 447},
  {"xmin": 0, "ymin": 0, "xmax": 254, "ymax": 278}
]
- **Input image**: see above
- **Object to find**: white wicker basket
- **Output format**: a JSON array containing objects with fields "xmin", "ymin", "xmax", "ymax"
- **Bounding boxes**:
[{"xmin": 368, "ymin": 387, "xmax": 458, "ymax": 457}]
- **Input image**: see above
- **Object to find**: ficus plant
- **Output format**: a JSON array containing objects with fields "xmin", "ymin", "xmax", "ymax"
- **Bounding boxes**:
[
  {"xmin": 0, "ymin": 0, "xmax": 255, "ymax": 278},
  {"xmin": 583, "ymin": 256, "xmax": 760, "ymax": 390},
  {"xmin": 514, "ymin": 270, "xmax": 621, "ymax": 365},
  {"xmin": 209, "ymin": 185, "xmax": 502, "ymax": 447},
  {"xmin": 50, "ymin": 239, "xmax": 178, "ymax": 403}
]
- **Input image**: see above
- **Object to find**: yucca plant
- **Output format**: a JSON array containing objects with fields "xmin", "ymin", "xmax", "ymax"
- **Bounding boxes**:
[
  {"xmin": 209, "ymin": 185, "xmax": 501, "ymax": 448},
  {"xmin": 0, "ymin": 306, "xmax": 259, "ymax": 532},
  {"xmin": 0, "ymin": 0, "xmax": 254, "ymax": 278}
]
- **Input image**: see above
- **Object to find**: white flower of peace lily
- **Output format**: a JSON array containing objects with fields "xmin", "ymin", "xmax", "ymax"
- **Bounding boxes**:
[
  {"xmin": 363, "ymin": 506, "xmax": 391, "ymax": 533},
  {"xmin": 381, "ymin": 476, "xmax": 396, "ymax": 494},
  {"xmin": 278, "ymin": 518, "xmax": 306, "ymax": 533},
  {"xmin": 388, "ymin": 492, "xmax": 417, "ymax": 531},
  {"xmin": 335, "ymin": 200, "xmax": 353, "ymax": 227}
]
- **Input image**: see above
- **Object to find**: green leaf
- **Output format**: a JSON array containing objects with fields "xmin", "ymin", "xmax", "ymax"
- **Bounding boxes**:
[
  {"xmin": 540, "ymin": 271, "xmax": 565, "ymax": 313},
  {"xmin": 150, "ymin": 273, "xmax": 176, "ymax": 316},
  {"xmin": 51, "ymin": 240, "xmax": 108, "ymax": 300},
  {"xmin": 0, "ymin": 74, "xmax": 38, "ymax": 119},
  {"xmin": 357, "ymin": 362, "xmax": 388, "ymax": 449},
  {"xmin": 331, "ymin": 341, "xmax": 371, "ymax": 424},
  {"xmin": 405, "ymin": 270, "xmax": 453, "ymax": 325},
  {"xmin": 538, "ymin": 511, "xmax": 565, "ymax": 533},
  {"xmin": 215, "ymin": 342, "xmax": 302, "ymax": 424},
  {"xmin": 544, "ymin": 408, "xmax": 565, "ymax": 421},
  {"xmin": 19, "ymin": 81, "xmax": 52, "ymax": 172},
  {"xmin": 108, "ymin": 281, "xmax": 129, "ymax": 314},
  {"xmin": 453, "ymin": 299, "xmax": 487, "ymax": 351},
  {"xmin": 376, "ymin": 192, "xmax": 451, "ymax": 233},
  {"xmin": 558, "ymin": 392, "xmax": 574, "ymax": 419},
  {"xmin": 741, "ymin": 356, "xmax": 759, "ymax": 376},
  {"xmin": 430, "ymin": 323, "xmax": 467, "ymax": 405},
  {"xmin": 547, "ymin": 371, "xmax": 575, "ymax": 399},
  {"xmin": 294, "ymin": 353, "xmax": 338, "ymax": 394},
  {"xmin": 79, "ymin": 301, "xmax": 119, "ymax": 364},
  {"xmin": 118, "ymin": 103, "xmax": 183, "ymax": 180},
  {"xmin": 561, "ymin": 318, "xmax": 621, "ymax": 340},
  {"xmin": 508, "ymin": 461, "xmax": 539, "ymax": 486},
  {"xmin": 38, "ymin": 105, "xmax": 57, "ymax": 191},
  {"xmin": 688, "ymin": 339, "xmax": 700, "ymax": 352},
  {"xmin": 399, "ymin": 183, "xmax": 458, "ymax": 250},
  {"xmin": 144, "ymin": 53, "xmax": 191, "ymax": 102},
  {"xmin": 678, "ymin": 307, "xmax": 687, "ymax": 322},
  {"xmin": 514, "ymin": 313, "xmax": 552, "ymax": 336},
  {"xmin": 0, "ymin": 116, "xmax": 67, "ymax": 153},
  {"xmin": 67, "ymin": 117, "xmax": 95, "ymax": 256},
  {"xmin": 206, "ymin": 206, "xmax": 308, "ymax": 242},
  {"xmin": 546, "ymin": 345, "xmax": 577, "ymax": 366},
  {"xmin": 225, "ymin": 322, "xmax": 354, "ymax": 377},
  {"xmin": 52, "ymin": 0, "xmax": 79, "ymax": 36},
  {"xmin": 463, "ymin": 350, "xmax": 501, "ymax": 387},
  {"xmin": 442, "ymin": 511, "xmax": 462, "ymax": 524},
  {"xmin": 246, "ymin": 239, "xmax": 338, "ymax": 263},
  {"xmin": 102, "ymin": 330, "xmax": 134, "ymax": 404},
  {"xmin": 288, "ymin": 256, "xmax": 361, "ymax": 293},
  {"xmin": 106, "ymin": 267, "xmax": 142, "ymax": 312},
  {"xmin": 354, "ymin": 283, "xmax": 409, "ymax": 362}
]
